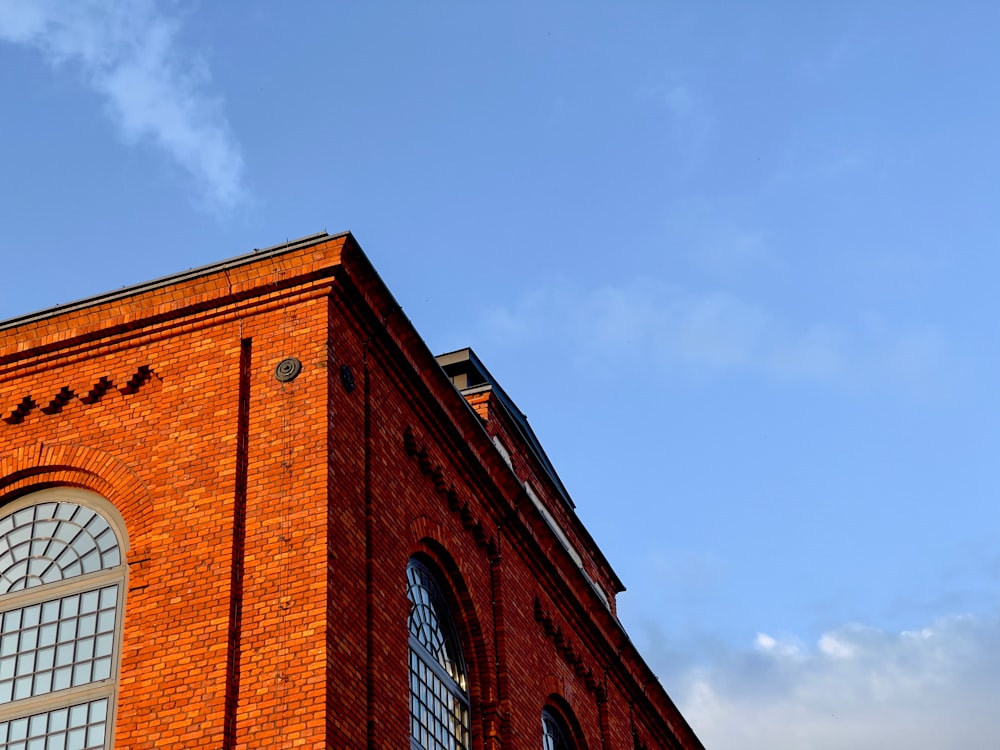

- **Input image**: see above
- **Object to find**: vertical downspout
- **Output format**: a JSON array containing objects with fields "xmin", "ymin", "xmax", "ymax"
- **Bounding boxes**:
[
  {"xmin": 628, "ymin": 700, "xmax": 641, "ymax": 750},
  {"xmin": 599, "ymin": 666, "xmax": 612, "ymax": 750},
  {"xmin": 489, "ymin": 520, "xmax": 510, "ymax": 748},
  {"xmin": 363, "ymin": 342, "xmax": 376, "ymax": 749},
  {"xmin": 223, "ymin": 337, "xmax": 252, "ymax": 750}
]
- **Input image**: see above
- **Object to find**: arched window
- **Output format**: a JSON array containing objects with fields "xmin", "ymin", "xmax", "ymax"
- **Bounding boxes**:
[
  {"xmin": 406, "ymin": 558, "xmax": 470, "ymax": 750},
  {"xmin": 542, "ymin": 708, "xmax": 572, "ymax": 750},
  {"xmin": 0, "ymin": 489, "xmax": 126, "ymax": 750}
]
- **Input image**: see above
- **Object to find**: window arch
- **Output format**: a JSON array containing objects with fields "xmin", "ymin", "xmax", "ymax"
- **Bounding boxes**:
[
  {"xmin": 542, "ymin": 708, "xmax": 572, "ymax": 750},
  {"xmin": 0, "ymin": 488, "xmax": 127, "ymax": 750},
  {"xmin": 406, "ymin": 557, "xmax": 470, "ymax": 750}
]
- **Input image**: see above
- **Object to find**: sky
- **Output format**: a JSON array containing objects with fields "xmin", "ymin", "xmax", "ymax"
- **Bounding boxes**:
[{"xmin": 1, "ymin": 1, "xmax": 999, "ymax": 746}]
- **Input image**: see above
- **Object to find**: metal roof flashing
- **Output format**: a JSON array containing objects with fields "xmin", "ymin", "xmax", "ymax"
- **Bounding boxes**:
[
  {"xmin": 436, "ymin": 348, "xmax": 575, "ymax": 510},
  {"xmin": 437, "ymin": 347, "xmax": 626, "ymax": 596},
  {"xmin": 0, "ymin": 231, "xmax": 348, "ymax": 332}
]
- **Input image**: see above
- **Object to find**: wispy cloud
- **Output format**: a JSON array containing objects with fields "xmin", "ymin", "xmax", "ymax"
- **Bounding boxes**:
[
  {"xmin": 0, "ymin": 0, "xmax": 245, "ymax": 209},
  {"xmin": 799, "ymin": 28, "xmax": 871, "ymax": 82},
  {"xmin": 638, "ymin": 80, "xmax": 699, "ymax": 121},
  {"xmin": 482, "ymin": 279, "xmax": 944, "ymax": 393},
  {"xmin": 637, "ymin": 75, "xmax": 714, "ymax": 173},
  {"xmin": 675, "ymin": 613, "xmax": 1000, "ymax": 749}
]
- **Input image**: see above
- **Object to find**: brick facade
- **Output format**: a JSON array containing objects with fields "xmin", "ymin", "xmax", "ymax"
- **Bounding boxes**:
[{"xmin": 0, "ymin": 232, "xmax": 704, "ymax": 749}]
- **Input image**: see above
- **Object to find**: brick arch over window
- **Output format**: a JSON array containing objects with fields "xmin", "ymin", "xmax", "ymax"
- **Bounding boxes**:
[
  {"xmin": 408, "ymin": 540, "xmax": 490, "ymax": 676},
  {"xmin": 0, "ymin": 487, "xmax": 128, "ymax": 749},
  {"xmin": 0, "ymin": 444, "xmax": 155, "ymax": 538},
  {"xmin": 542, "ymin": 695, "xmax": 589, "ymax": 750}
]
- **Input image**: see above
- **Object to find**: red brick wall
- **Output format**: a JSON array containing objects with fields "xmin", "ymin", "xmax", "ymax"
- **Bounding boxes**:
[{"xmin": 0, "ymin": 234, "xmax": 703, "ymax": 749}]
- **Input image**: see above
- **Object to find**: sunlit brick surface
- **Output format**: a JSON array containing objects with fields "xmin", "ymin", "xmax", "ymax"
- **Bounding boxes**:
[{"xmin": 0, "ymin": 234, "xmax": 705, "ymax": 749}]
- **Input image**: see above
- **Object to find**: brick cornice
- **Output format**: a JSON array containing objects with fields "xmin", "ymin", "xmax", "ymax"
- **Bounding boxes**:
[
  {"xmin": 534, "ymin": 597, "xmax": 604, "ymax": 698},
  {"xmin": 0, "ymin": 236, "xmax": 348, "ymax": 372}
]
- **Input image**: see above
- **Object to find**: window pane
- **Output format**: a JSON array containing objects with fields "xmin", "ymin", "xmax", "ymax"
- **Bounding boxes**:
[
  {"xmin": 49, "ymin": 709, "xmax": 68, "ymax": 732},
  {"xmin": 32, "ymin": 671, "xmax": 51, "ymax": 695},
  {"xmin": 61, "ymin": 598, "xmax": 78, "ymax": 619},
  {"xmin": 95, "ymin": 612, "xmax": 114, "ymax": 633},
  {"xmin": 20, "ymin": 629, "xmax": 38, "ymax": 651},
  {"xmin": 38, "ymin": 625, "xmax": 57, "ymax": 648},
  {"xmin": 51, "ymin": 668, "xmax": 71, "ymax": 692},
  {"xmin": 68, "ymin": 704, "xmax": 87, "ymax": 727},
  {"xmin": 28, "ymin": 714, "xmax": 46, "ymax": 735},
  {"xmin": 7, "ymin": 527, "xmax": 30, "ymax": 549},
  {"xmin": 76, "ymin": 615, "xmax": 96, "ymax": 639},
  {"xmin": 17, "ymin": 652, "xmax": 36, "ymax": 674},
  {"xmin": 9, "ymin": 716, "xmax": 28, "ymax": 739},
  {"xmin": 12, "ymin": 676, "xmax": 32, "ymax": 700},
  {"xmin": 36, "ymin": 648, "xmax": 54, "ymax": 671},
  {"xmin": 94, "ymin": 635, "xmax": 112, "ymax": 659},
  {"xmin": 78, "ymin": 593, "xmax": 98, "ymax": 614},
  {"xmin": 21, "ymin": 606, "xmax": 40, "ymax": 629},
  {"xmin": 91, "ymin": 658, "xmax": 111, "ymax": 682},
  {"xmin": 40, "ymin": 602, "xmax": 59, "ymax": 623}
]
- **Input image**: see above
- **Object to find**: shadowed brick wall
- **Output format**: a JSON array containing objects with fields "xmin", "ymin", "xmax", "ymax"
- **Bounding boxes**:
[{"xmin": 0, "ymin": 233, "xmax": 703, "ymax": 750}]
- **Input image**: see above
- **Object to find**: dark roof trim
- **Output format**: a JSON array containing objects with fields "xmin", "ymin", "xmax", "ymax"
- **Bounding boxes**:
[
  {"xmin": 0, "ymin": 231, "xmax": 349, "ymax": 332},
  {"xmin": 436, "ymin": 347, "xmax": 575, "ymax": 510}
]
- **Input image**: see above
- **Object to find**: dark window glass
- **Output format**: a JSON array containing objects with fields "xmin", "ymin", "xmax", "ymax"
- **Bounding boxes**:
[
  {"xmin": 407, "ymin": 559, "xmax": 470, "ymax": 750},
  {"xmin": 542, "ymin": 708, "xmax": 572, "ymax": 750}
]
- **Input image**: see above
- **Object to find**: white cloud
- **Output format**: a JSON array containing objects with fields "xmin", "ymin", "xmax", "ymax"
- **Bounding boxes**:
[
  {"xmin": 0, "ymin": 0, "xmax": 245, "ymax": 208},
  {"xmin": 482, "ymin": 279, "xmax": 944, "ymax": 393},
  {"xmin": 675, "ymin": 614, "xmax": 1000, "ymax": 750},
  {"xmin": 799, "ymin": 29, "xmax": 870, "ymax": 82},
  {"xmin": 637, "ymin": 80, "xmax": 699, "ymax": 121},
  {"xmin": 659, "ymin": 84, "xmax": 696, "ymax": 121},
  {"xmin": 817, "ymin": 632, "xmax": 855, "ymax": 659},
  {"xmin": 755, "ymin": 632, "xmax": 777, "ymax": 650},
  {"xmin": 755, "ymin": 632, "xmax": 801, "ymax": 659}
]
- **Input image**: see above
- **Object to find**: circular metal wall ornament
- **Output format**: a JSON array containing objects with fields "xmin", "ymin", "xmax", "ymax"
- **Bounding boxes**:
[{"xmin": 274, "ymin": 358, "xmax": 302, "ymax": 382}]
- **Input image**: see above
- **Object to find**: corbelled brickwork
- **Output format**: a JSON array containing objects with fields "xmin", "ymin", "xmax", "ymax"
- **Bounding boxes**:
[{"xmin": 0, "ymin": 232, "xmax": 704, "ymax": 749}]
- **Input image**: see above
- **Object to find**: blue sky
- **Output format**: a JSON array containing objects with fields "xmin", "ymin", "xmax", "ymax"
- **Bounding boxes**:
[{"xmin": 2, "ymin": 2, "xmax": 999, "ymax": 746}]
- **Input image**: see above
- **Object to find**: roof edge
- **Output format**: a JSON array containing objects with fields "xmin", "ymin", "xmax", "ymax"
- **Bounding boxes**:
[
  {"xmin": 0, "ymin": 230, "xmax": 349, "ymax": 332},
  {"xmin": 435, "ymin": 347, "xmax": 626, "ymax": 594}
]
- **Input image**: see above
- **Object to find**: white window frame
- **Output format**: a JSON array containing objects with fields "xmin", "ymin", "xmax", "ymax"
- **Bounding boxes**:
[{"xmin": 0, "ymin": 488, "xmax": 128, "ymax": 749}]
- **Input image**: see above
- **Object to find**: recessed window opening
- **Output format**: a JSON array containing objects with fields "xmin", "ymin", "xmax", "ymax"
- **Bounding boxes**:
[
  {"xmin": 406, "ymin": 558, "xmax": 470, "ymax": 750},
  {"xmin": 0, "ymin": 489, "xmax": 126, "ymax": 750},
  {"xmin": 542, "ymin": 708, "xmax": 572, "ymax": 750}
]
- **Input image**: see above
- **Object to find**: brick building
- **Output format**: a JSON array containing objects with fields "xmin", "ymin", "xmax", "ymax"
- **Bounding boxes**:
[{"xmin": 0, "ymin": 232, "xmax": 704, "ymax": 749}]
